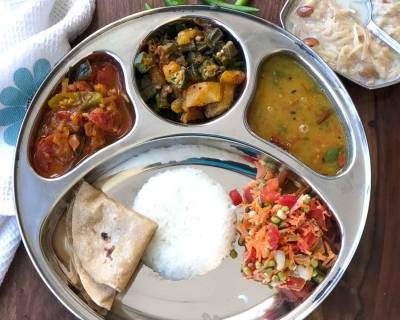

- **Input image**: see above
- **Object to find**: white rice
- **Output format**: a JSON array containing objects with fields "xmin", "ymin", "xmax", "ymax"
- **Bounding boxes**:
[{"xmin": 133, "ymin": 167, "xmax": 236, "ymax": 280}]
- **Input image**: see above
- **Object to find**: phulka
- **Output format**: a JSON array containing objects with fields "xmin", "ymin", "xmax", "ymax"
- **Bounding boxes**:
[{"xmin": 72, "ymin": 181, "xmax": 158, "ymax": 292}]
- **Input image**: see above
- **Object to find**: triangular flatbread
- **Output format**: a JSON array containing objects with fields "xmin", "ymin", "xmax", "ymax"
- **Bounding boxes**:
[
  {"xmin": 72, "ymin": 181, "xmax": 158, "ymax": 292},
  {"xmin": 66, "ymin": 203, "xmax": 116, "ymax": 310},
  {"xmin": 72, "ymin": 252, "xmax": 116, "ymax": 310}
]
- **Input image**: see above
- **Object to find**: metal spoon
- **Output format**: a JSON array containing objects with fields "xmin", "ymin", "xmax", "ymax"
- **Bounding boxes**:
[{"xmin": 337, "ymin": 0, "xmax": 400, "ymax": 55}]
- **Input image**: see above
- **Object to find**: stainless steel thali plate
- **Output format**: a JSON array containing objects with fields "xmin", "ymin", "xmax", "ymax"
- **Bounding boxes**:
[
  {"xmin": 280, "ymin": 0, "xmax": 400, "ymax": 90},
  {"xmin": 14, "ymin": 5, "xmax": 371, "ymax": 320}
]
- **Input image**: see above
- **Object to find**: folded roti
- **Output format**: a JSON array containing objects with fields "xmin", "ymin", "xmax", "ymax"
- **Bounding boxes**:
[
  {"xmin": 53, "ymin": 214, "xmax": 81, "ymax": 288},
  {"xmin": 72, "ymin": 181, "xmax": 158, "ymax": 292},
  {"xmin": 72, "ymin": 252, "xmax": 116, "ymax": 310},
  {"xmin": 65, "ymin": 205, "xmax": 116, "ymax": 310}
]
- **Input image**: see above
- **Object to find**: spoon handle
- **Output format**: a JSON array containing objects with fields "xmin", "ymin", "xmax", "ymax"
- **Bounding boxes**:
[{"xmin": 367, "ymin": 21, "xmax": 400, "ymax": 55}]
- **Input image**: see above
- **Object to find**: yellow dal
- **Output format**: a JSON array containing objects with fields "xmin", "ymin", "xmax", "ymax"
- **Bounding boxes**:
[{"xmin": 247, "ymin": 55, "xmax": 347, "ymax": 176}]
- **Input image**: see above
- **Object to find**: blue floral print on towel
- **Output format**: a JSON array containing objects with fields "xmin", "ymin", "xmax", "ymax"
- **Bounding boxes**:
[{"xmin": 0, "ymin": 59, "xmax": 51, "ymax": 146}]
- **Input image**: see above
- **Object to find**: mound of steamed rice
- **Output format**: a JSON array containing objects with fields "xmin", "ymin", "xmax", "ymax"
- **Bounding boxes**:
[{"xmin": 133, "ymin": 167, "xmax": 236, "ymax": 280}]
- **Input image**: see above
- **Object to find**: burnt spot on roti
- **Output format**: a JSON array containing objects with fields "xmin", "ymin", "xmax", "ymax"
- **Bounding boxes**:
[
  {"xmin": 101, "ymin": 232, "xmax": 109, "ymax": 241},
  {"xmin": 105, "ymin": 245, "xmax": 115, "ymax": 260}
]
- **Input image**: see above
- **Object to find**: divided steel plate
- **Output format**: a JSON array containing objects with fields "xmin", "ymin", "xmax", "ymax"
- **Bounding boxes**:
[{"xmin": 14, "ymin": 6, "xmax": 370, "ymax": 320}]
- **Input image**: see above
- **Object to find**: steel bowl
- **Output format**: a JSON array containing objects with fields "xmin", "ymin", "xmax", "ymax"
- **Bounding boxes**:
[{"xmin": 280, "ymin": 0, "xmax": 400, "ymax": 90}]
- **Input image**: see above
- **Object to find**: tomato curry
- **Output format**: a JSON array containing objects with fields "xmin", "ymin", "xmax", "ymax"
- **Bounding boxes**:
[{"xmin": 32, "ymin": 60, "xmax": 133, "ymax": 178}]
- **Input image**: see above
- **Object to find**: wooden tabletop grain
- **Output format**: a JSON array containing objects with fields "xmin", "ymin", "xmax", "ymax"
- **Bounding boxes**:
[{"xmin": 0, "ymin": 0, "xmax": 397, "ymax": 319}]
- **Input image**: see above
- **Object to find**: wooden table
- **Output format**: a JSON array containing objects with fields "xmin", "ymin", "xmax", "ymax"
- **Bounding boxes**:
[{"xmin": 0, "ymin": 0, "xmax": 397, "ymax": 319}]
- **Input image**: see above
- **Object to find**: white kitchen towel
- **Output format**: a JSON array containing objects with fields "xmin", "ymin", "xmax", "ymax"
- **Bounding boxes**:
[{"xmin": 0, "ymin": 0, "xmax": 95, "ymax": 286}]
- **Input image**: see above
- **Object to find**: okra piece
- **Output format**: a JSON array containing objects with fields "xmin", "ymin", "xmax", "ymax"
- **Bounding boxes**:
[
  {"xmin": 206, "ymin": 28, "xmax": 223, "ymax": 47},
  {"xmin": 164, "ymin": 63, "xmax": 187, "ymax": 89},
  {"xmin": 140, "ymin": 75, "xmax": 157, "ymax": 100},
  {"xmin": 179, "ymin": 42, "xmax": 197, "ymax": 52},
  {"xmin": 188, "ymin": 51, "xmax": 206, "ymax": 65},
  {"xmin": 187, "ymin": 64, "xmax": 200, "ymax": 82},
  {"xmin": 199, "ymin": 59, "xmax": 220, "ymax": 80},
  {"xmin": 223, "ymin": 41, "xmax": 238, "ymax": 58},
  {"xmin": 160, "ymin": 42, "xmax": 178, "ymax": 58},
  {"xmin": 196, "ymin": 41, "xmax": 208, "ymax": 52},
  {"xmin": 155, "ymin": 93, "xmax": 169, "ymax": 109},
  {"xmin": 134, "ymin": 52, "xmax": 154, "ymax": 74}
]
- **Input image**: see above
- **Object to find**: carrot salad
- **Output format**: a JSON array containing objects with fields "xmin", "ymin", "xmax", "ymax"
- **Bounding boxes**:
[{"xmin": 230, "ymin": 160, "xmax": 338, "ymax": 291}]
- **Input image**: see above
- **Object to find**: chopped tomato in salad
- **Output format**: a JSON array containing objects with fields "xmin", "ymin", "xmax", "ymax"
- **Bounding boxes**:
[
  {"xmin": 32, "ymin": 60, "xmax": 133, "ymax": 178},
  {"xmin": 232, "ymin": 160, "xmax": 338, "ymax": 291},
  {"xmin": 229, "ymin": 189, "xmax": 243, "ymax": 206}
]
